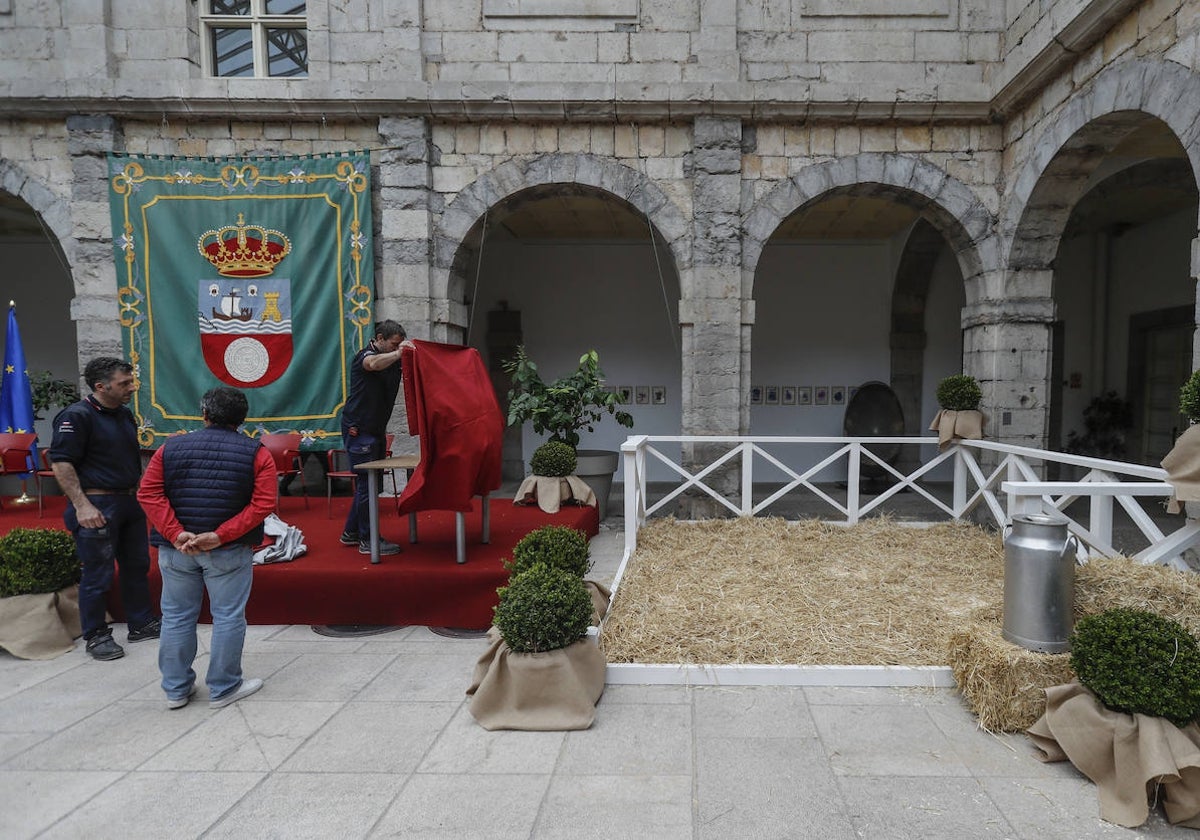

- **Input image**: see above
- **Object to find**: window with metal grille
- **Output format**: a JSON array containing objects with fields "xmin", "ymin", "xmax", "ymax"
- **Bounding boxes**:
[{"xmin": 200, "ymin": 0, "xmax": 307, "ymax": 79}]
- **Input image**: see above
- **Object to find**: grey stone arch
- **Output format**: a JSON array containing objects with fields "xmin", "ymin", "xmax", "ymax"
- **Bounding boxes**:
[
  {"xmin": 0, "ymin": 157, "xmax": 74, "ymax": 266},
  {"xmin": 433, "ymin": 153, "xmax": 692, "ymax": 475},
  {"xmin": 742, "ymin": 153, "xmax": 997, "ymax": 434},
  {"xmin": 433, "ymin": 153, "xmax": 693, "ymax": 338},
  {"xmin": 891, "ymin": 218, "xmax": 949, "ymax": 438},
  {"xmin": 999, "ymin": 58, "xmax": 1200, "ymax": 448}
]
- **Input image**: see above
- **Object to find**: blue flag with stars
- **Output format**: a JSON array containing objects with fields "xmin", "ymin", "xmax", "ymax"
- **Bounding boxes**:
[{"xmin": 0, "ymin": 304, "xmax": 37, "ymax": 473}]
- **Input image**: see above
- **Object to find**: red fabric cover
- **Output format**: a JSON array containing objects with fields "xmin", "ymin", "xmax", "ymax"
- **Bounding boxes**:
[{"xmin": 398, "ymin": 340, "xmax": 504, "ymax": 514}]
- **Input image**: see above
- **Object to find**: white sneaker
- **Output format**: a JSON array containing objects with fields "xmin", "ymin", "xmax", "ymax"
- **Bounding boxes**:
[
  {"xmin": 209, "ymin": 678, "xmax": 263, "ymax": 709},
  {"xmin": 166, "ymin": 685, "xmax": 197, "ymax": 710}
]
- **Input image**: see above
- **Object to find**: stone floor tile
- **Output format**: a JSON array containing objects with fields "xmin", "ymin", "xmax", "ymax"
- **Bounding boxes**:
[
  {"xmin": 696, "ymin": 736, "xmax": 856, "ymax": 840},
  {"xmin": 925, "ymin": 704, "xmax": 1080, "ymax": 779},
  {"xmin": 803, "ymin": 684, "xmax": 956, "ymax": 706},
  {"xmin": 123, "ymin": 651, "xmax": 300, "ymax": 703},
  {"xmin": 4, "ymin": 700, "xmax": 205, "ymax": 771},
  {"xmin": 0, "ymin": 654, "xmax": 159, "ymax": 733},
  {"xmin": 0, "ymin": 769, "xmax": 123, "ymax": 840},
  {"xmin": 810, "ymin": 703, "xmax": 971, "ymax": 777},
  {"xmin": 139, "ymin": 700, "xmax": 343, "ymax": 772},
  {"xmin": 693, "ymin": 684, "xmax": 817, "ymax": 739},
  {"xmin": 418, "ymin": 704, "xmax": 565, "ymax": 774},
  {"xmin": 356, "ymin": 651, "xmax": 483, "ymax": 702},
  {"xmin": 556, "ymin": 702, "xmax": 692, "ymax": 776},
  {"xmin": 369, "ymin": 772, "xmax": 550, "ymax": 839},
  {"xmin": 532, "ymin": 774, "xmax": 692, "ymax": 840},
  {"xmin": 257, "ymin": 651, "xmax": 396, "ymax": 701},
  {"xmin": 0, "ymin": 731, "xmax": 50, "ymax": 764},
  {"xmin": 979, "ymin": 776, "xmax": 1198, "ymax": 839},
  {"xmin": 203, "ymin": 772, "xmax": 404, "ymax": 840},
  {"xmin": 838, "ymin": 776, "xmax": 1014, "ymax": 839},
  {"xmin": 279, "ymin": 700, "xmax": 459, "ymax": 773},
  {"xmin": 0, "ymin": 652, "xmax": 84, "ymax": 701},
  {"xmin": 36, "ymin": 770, "xmax": 264, "ymax": 840},
  {"xmin": 598, "ymin": 683, "xmax": 691, "ymax": 705}
]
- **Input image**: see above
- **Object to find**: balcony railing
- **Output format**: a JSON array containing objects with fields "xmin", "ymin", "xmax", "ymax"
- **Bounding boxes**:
[{"xmin": 618, "ymin": 435, "xmax": 1192, "ymax": 575}]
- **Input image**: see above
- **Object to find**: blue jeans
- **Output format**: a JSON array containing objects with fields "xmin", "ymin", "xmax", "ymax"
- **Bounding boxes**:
[
  {"xmin": 65, "ymin": 494, "xmax": 155, "ymax": 640},
  {"xmin": 341, "ymin": 429, "xmax": 384, "ymax": 539},
  {"xmin": 157, "ymin": 544, "xmax": 253, "ymax": 701}
]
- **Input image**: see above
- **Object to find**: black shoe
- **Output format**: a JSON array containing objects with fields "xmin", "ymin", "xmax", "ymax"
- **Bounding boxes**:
[
  {"xmin": 86, "ymin": 634, "xmax": 125, "ymax": 661},
  {"xmin": 359, "ymin": 539, "xmax": 401, "ymax": 556},
  {"xmin": 127, "ymin": 618, "xmax": 161, "ymax": 643},
  {"xmin": 339, "ymin": 530, "xmax": 360, "ymax": 546}
]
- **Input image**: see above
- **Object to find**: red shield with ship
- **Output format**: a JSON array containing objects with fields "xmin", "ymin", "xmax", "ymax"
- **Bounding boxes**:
[{"xmin": 197, "ymin": 214, "xmax": 294, "ymax": 388}]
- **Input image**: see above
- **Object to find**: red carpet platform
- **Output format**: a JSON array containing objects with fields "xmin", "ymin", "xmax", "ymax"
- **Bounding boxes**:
[{"xmin": 6, "ymin": 494, "xmax": 599, "ymax": 629}]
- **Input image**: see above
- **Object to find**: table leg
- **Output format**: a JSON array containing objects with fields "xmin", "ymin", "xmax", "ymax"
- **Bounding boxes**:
[
  {"xmin": 455, "ymin": 512, "xmax": 466, "ymax": 565},
  {"xmin": 367, "ymin": 469, "xmax": 381, "ymax": 565},
  {"xmin": 481, "ymin": 492, "xmax": 490, "ymax": 544},
  {"xmin": 408, "ymin": 512, "xmax": 418, "ymax": 543}
]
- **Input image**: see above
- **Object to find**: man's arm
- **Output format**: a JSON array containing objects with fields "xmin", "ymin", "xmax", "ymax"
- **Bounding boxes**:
[
  {"xmin": 51, "ymin": 461, "xmax": 107, "ymax": 528},
  {"xmin": 184, "ymin": 447, "xmax": 278, "ymax": 552},
  {"xmin": 136, "ymin": 448, "xmax": 189, "ymax": 549},
  {"xmin": 362, "ymin": 346, "xmax": 402, "ymax": 372}
]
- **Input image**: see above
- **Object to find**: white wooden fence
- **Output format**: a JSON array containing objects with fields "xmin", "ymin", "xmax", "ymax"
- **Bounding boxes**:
[{"xmin": 618, "ymin": 435, "xmax": 1193, "ymax": 572}]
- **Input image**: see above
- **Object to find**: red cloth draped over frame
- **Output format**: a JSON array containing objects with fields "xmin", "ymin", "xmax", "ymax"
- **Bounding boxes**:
[{"xmin": 397, "ymin": 340, "xmax": 504, "ymax": 514}]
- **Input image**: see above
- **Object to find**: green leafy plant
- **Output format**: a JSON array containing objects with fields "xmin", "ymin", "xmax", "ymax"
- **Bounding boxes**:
[
  {"xmin": 1180, "ymin": 370, "xmax": 1200, "ymax": 423},
  {"xmin": 503, "ymin": 347, "xmax": 633, "ymax": 449},
  {"xmin": 0, "ymin": 527, "xmax": 79, "ymax": 598},
  {"xmin": 530, "ymin": 440, "xmax": 577, "ymax": 477},
  {"xmin": 29, "ymin": 371, "xmax": 79, "ymax": 421},
  {"xmin": 507, "ymin": 525, "xmax": 591, "ymax": 578},
  {"xmin": 493, "ymin": 564, "xmax": 594, "ymax": 654},
  {"xmin": 1064, "ymin": 392, "xmax": 1133, "ymax": 459},
  {"xmin": 935, "ymin": 374, "xmax": 982, "ymax": 411},
  {"xmin": 1069, "ymin": 607, "xmax": 1200, "ymax": 727}
]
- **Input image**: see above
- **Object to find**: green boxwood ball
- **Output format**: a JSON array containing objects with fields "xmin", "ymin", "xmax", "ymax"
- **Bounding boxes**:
[
  {"xmin": 0, "ymin": 528, "xmax": 80, "ymax": 598},
  {"xmin": 507, "ymin": 525, "xmax": 591, "ymax": 578},
  {"xmin": 530, "ymin": 440, "xmax": 577, "ymax": 477},
  {"xmin": 1069, "ymin": 608, "xmax": 1200, "ymax": 727},
  {"xmin": 936, "ymin": 374, "xmax": 982, "ymax": 411},
  {"xmin": 493, "ymin": 564, "xmax": 594, "ymax": 654},
  {"xmin": 1180, "ymin": 370, "xmax": 1200, "ymax": 422}
]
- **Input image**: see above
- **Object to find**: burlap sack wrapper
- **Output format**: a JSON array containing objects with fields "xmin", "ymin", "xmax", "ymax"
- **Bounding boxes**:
[
  {"xmin": 1161, "ymin": 425, "xmax": 1200, "ymax": 514},
  {"xmin": 514, "ymin": 475, "xmax": 597, "ymax": 514},
  {"xmin": 466, "ymin": 628, "xmax": 606, "ymax": 731},
  {"xmin": 0, "ymin": 585, "xmax": 81, "ymax": 660},
  {"xmin": 929, "ymin": 409, "xmax": 986, "ymax": 451},
  {"xmin": 1028, "ymin": 681, "xmax": 1200, "ymax": 829}
]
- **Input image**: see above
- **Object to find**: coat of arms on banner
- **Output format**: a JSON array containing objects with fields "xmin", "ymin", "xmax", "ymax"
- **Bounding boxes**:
[{"xmin": 198, "ymin": 214, "xmax": 294, "ymax": 387}]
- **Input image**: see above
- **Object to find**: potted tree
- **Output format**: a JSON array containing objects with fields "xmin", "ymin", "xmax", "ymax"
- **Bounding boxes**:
[
  {"xmin": 465, "ymin": 562, "xmax": 605, "ymax": 730},
  {"xmin": 515, "ymin": 440, "xmax": 597, "ymax": 513},
  {"xmin": 0, "ymin": 527, "xmax": 81, "ymax": 659},
  {"xmin": 503, "ymin": 347, "xmax": 634, "ymax": 520},
  {"xmin": 1028, "ymin": 608, "xmax": 1200, "ymax": 828},
  {"xmin": 929, "ymin": 374, "xmax": 985, "ymax": 450}
]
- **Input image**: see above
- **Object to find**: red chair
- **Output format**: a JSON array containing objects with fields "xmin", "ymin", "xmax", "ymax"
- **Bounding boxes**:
[
  {"xmin": 36, "ymin": 449, "xmax": 57, "ymax": 518},
  {"xmin": 0, "ymin": 432, "xmax": 37, "ymax": 512},
  {"xmin": 261, "ymin": 433, "xmax": 309, "ymax": 509},
  {"xmin": 325, "ymin": 448, "xmax": 357, "ymax": 518}
]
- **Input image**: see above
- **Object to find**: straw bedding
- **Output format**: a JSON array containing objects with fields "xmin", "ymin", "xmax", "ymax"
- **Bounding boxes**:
[{"xmin": 601, "ymin": 517, "xmax": 1200, "ymax": 732}]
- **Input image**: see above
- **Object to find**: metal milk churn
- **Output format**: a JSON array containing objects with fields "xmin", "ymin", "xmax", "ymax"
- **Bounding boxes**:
[{"xmin": 1001, "ymin": 513, "xmax": 1079, "ymax": 653}]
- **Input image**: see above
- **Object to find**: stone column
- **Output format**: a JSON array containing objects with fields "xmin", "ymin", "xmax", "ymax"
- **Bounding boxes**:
[
  {"xmin": 67, "ymin": 115, "xmax": 124, "ymax": 365},
  {"xmin": 962, "ymin": 295, "xmax": 1056, "ymax": 452},
  {"xmin": 680, "ymin": 116, "xmax": 744, "ymax": 516},
  {"xmin": 377, "ymin": 117, "xmax": 441, "ymax": 340}
]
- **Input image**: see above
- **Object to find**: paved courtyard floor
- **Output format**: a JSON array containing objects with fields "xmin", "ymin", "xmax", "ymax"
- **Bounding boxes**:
[{"xmin": 1, "ymin": 515, "xmax": 1196, "ymax": 838}]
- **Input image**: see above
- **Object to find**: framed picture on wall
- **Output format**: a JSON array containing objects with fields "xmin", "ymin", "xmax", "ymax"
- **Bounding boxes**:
[
  {"xmin": 651, "ymin": 386, "xmax": 666, "ymax": 405},
  {"xmin": 750, "ymin": 385, "xmax": 763, "ymax": 405},
  {"xmin": 814, "ymin": 385, "xmax": 829, "ymax": 405},
  {"xmin": 831, "ymin": 386, "xmax": 846, "ymax": 406},
  {"xmin": 765, "ymin": 385, "xmax": 780, "ymax": 405},
  {"xmin": 797, "ymin": 386, "xmax": 812, "ymax": 406},
  {"xmin": 618, "ymin": 385, "xmax": 633, "ymax": 404},
  {"xmin": 782, "ymin": 386, "xmax": 796, "ymax": 405},
  {"xmin": 635, "ymin": 385, "xmax": 650, "ymax": 405},
  {"xmin": 848, "ymin": 386, "xmax": 859, "ymax": 401}
]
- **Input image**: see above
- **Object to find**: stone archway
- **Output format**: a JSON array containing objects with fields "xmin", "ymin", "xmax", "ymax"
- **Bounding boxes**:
[
  {"xmin": 435, "ymin": 153, "xmax": 692, "ymax": 335},
  {"xmin": 742, "ymin": 153, "xmax": 996, "ymax": 436},
  {"xmin": 891, "ymin": 218, "xmax": 949, "ymax": 438}
]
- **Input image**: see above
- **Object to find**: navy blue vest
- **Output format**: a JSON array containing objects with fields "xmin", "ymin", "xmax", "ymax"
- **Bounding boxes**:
[{"xmin": 149, "ymin": 426, "xmax": 264, "ymax": 548}]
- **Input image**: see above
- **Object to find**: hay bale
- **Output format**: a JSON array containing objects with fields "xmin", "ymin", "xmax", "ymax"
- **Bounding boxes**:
[
  {"xmin": 947, "ymin": 619, "xmax": 1074, "ymax": 733},
  {"xmin": 947, "ymin": 557, "xmax": 1200, "ymax": 733}
]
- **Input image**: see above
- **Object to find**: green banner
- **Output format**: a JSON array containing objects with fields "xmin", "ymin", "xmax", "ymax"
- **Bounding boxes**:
[{"xmin": 108, "ymin": 153, "xmax": 374, "ymax": 448}]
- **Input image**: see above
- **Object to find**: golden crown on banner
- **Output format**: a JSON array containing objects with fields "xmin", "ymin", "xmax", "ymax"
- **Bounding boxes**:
[{"xmin": 197, "ymin": 213, "xmax": 291, "ymax": 277}]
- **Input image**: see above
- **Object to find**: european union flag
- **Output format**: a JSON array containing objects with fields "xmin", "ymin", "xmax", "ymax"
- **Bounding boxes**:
[{"xmin": 0, "ymin": 303, "xmax": 37, "ymax": 474}]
